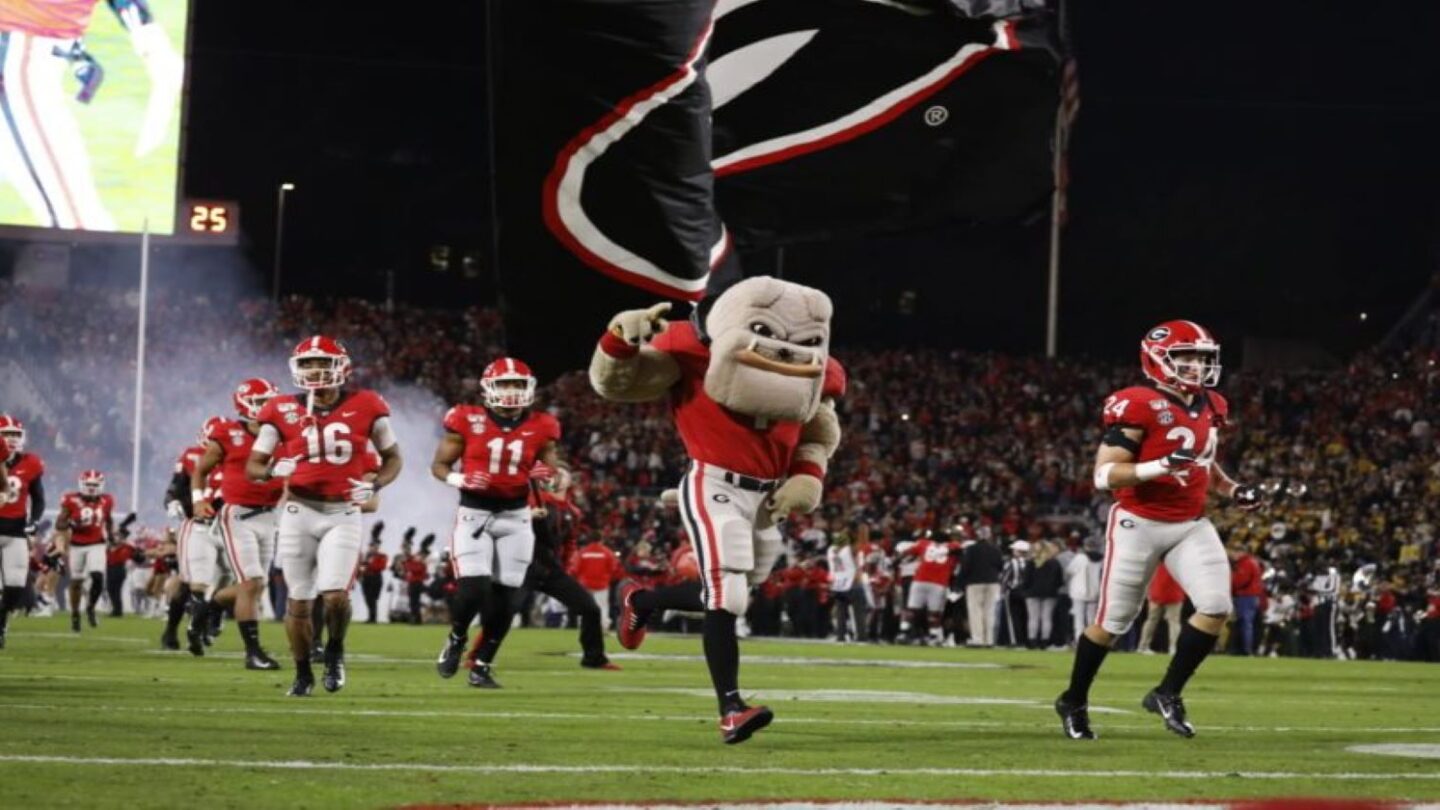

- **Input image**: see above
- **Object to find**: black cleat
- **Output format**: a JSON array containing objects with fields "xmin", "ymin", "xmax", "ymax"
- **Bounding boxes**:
[
  {"xmin": 311, "ymin": 643, "xmax": 324, "ymax": 663},
  {"xmin": 287, "ymin": 673, "xmax": 315, "ymax": 697},
  {"xmin": 160, "ymin": 631, "xmax": 180, "ymax": 651},
  {"xmin": 719, "ymin": 705, "xmax": 774, "ymax": 745},
  {"xmin": 86, "ymin": 608, "xmax": 98, "ymax": 628},
  {"xmin": 71, "ymin": 613, "xmax": 81, "ymax": 633},
  {"xmin": 468, "ymin": 663, "xmax": 501, "ymax": 689},
  {"xmin": 245, "ymin": 650, "xmax": 282, "ymax": 671},
  {"xmin": 436, "ymin": 633, "xmax": 466, "ymax": 679},
  {"xmin": 185, "ymin": 626, "xmax": 205, "ymax": 657},
  {"xmin": 1142, "ymin": 689, "xmax": 1196, "ymax": 738},
  {"xmin": 1055, "ymin": 694, "xmax": 1097, "ymax": 740},
  {"xmin": 322, "ymin": 648, "xmax": 346, "ymax": 693}
]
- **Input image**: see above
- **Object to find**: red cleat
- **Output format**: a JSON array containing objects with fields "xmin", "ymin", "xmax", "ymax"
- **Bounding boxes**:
[
  {"xmin": 581, "ymin": 660, "xmax": 622, "ymax": 671},
  {"xmin": 617, "ymin": 581, "xmax": 648, "ymax": 651},
  {"xmin": 719, "ymin": 704, "xmax": 773, "ymax": 745}
]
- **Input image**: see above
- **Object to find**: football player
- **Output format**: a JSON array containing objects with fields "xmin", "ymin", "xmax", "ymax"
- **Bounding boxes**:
[
  {"xmin": 193, "ymin": 378, "xmax": 285, "ymax": 670},
  {"xmin": 0, "ymin": 414, "xmax": 44, "ymax": 649},
  {"xmin": 431, "ymin": 358, "xmax": 563, "ymax": 688},
  {"xmin": 53, "ymin": 469, "xmax": 114, "ymax": 632},
  {"xmin": 462, "ymin": 465, "xmax": 619, "ymax": 682},
  {"xmin": 1056, "ymin": 321, "xmax": 1263, "ymax": 740},
  {"xmin": 179, "ymin": 418, "xmax": 236, "ymax": 656},
  {"xmin": 247, "ymin": 336, "xmax": 403, "ymax": 697},
  {"xmin": 160, "ymin": 435, "xmax": 205, "ymax": 650}
]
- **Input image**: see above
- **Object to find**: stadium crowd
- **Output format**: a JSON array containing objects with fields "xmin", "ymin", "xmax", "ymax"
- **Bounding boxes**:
[{"xmin": 3, "ymin": 281, "xmax": 1438, "ymax": 661}]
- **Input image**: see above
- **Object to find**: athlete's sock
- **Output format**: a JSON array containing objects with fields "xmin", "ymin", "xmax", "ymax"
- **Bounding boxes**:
[
  {"xmin": 632, "ymin": 581, "xmax": 703, "ymax": 614},
  {"xmin": 449, "ymin": 576, "xmax": 492, "ymax": 641},
  {"xmin": 164, "ymin": 589, "xmax": 190, "ymax": 634},
  {"xmin": 186, "ymin": 595, "xmax": 208, "ymax": 636},
  {"xmin": 87, "ymin": 574, "xmax": 103, "ymax": 611},
  {"xmin": 1157, "ymin": 622, "xmax": 1218, "ymax": 696},
  {"xmin": 238, "ymin": 620, "xmax": 261, "ymax": 655},
  {"xmin": 702, "ymin": 610, "xmax": 742, "ymax": 715},
  {"xmin": 0, "ymin": 586, "xmax": 24, "ymax": 633},
  {"xmin": 1062, "ymin": 634, "xmax": 1110, "ymax": 704},
  {"xmin": 323, "ymin": 595, "xmax": 351, "ymax": 660},
  {"xmin": 474, "ymin": 584, "xmax": 518, "ymax": 665}
]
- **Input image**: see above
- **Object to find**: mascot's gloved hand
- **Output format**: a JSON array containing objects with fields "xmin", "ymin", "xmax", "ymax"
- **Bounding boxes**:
[
  {"xmin": 608, "ymin": 302, "xmax": 672, "ymax": 346},
  {"xmin": 766, "ymin": 474, "xmax": 823, "ymax": 526}
]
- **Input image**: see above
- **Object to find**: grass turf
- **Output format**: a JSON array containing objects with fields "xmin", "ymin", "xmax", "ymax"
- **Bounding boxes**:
[{"xmin": 0, "ymin": 614, "xmax": 1437, "ymax": 809}]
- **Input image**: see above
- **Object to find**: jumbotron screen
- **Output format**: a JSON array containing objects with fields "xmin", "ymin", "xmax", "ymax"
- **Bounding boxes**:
[{"xmin": 0, "ymin": 0, "xmax": 188, "ymax": 235}]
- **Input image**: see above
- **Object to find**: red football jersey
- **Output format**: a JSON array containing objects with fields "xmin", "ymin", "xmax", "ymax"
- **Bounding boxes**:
[
  {"xmin": 443, "ymin": 405, "xmax": 560, "ymax": 500},
  {"xmin": 649, "ymin": 321, "xmax": 845, "ymax": 480},
  {"xmin": 205, "ymin": 418, "xmax": 284, "ymax": 507},
  {"xmin": 1102, "ymin": 384, "xmax": 1229, "ymax": 522},
  {"xmin": 175, "ymin": 445, "xmax": 205, "ymax": 478},
  {"xmin": 0, "ymin": 452, "xmax": 44, "ymax": 521},
  {"xmin": 60, "ymin": 492, "xmax": 114, "ymax": 546},
  {"xmin": 911, "ymin": 538, "xmax": 960, "ymax": 586},
  {"xmin": 258, "ymin": 390, "xmax": 391, "ymax": 500}
]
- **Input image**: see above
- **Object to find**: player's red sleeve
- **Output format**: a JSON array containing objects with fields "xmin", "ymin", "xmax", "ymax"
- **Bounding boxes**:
[
  {"xmin": 204, "ymin": 420, "xmax": 225, "ymax": 444},
  {"xmin": 1101, "ymin": 387, "xmax": 1151, "ymax": 431},
  {"xmin": 1207, "ymin": 391, "xmax": 1230, "ymax": 428},
  {"xmin": 442, "ymin": 405, "xmax": 467, "ymax": 435},
  {"xmin": 545, "ymin": 413, "xmax": 562, "ymax": 443},
  {"xmin": 256, "ymin": 399, "xmax": 281, "ymax": 430},
  {"xmin": 822, "ymin": 357, "xmax": 847, "ymax": 399},
  {"xmin": 365, "ymin": 390, "xmax": 392, "ymax": 420}
]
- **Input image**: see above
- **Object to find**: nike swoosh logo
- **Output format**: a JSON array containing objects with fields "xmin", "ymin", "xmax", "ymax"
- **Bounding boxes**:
[
  {"xmin": 520, "ymin": 431, "xmax": 534, "ymax": 435},
  {"xmin": 341, "ymin": 411, "xmax": 357, "ymax": 417},
  {"xmin": 720, "ymin": 719, "xmax": 739, "ymax": 732}
]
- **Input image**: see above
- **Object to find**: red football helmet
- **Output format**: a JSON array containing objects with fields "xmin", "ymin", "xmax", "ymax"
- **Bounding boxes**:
[
  {"xmin": 199, "ymin": 416, "xmax": 226, "ymax": 446},
  {"xmin": 289, "ymin": 335, "xmax": 351, "ymax": 390},
  {"xmin": 0, "ymin": 414, "xmax": 24, "ymax": 454},
  {"xmin": 1140, "ymin": 320, "xmax": 1221, "ymax": 393},
  {"xmin": 481, "ymin": 357, "xmax": 536, "ymax": 409},
  {"xmin": 233, "ymin": 377, "xmax": 280, "ymax": 420},
  {"xmin": 79, "ymin": 469, "xmax": 105, "ymax": 497}
]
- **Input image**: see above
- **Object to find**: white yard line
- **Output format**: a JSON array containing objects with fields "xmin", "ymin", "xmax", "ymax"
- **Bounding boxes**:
[
  {"xmin": 1, "ymin": 702, "xmax": 1437, "ymax": 735},
  {"xmin": 0, "ymin": 753, "xmax": 1434, "ymax": 781}
]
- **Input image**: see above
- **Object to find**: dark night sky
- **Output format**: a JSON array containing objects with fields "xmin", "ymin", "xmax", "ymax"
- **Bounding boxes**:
[{"xmin": 181, "ymin": 1, "xmax": 1440, "ymax": 361}]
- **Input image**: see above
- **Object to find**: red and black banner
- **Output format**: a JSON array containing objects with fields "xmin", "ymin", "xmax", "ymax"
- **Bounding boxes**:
[{"xmin": 495, "ymin": 0, "xmax": 1067, "ymax": 375}]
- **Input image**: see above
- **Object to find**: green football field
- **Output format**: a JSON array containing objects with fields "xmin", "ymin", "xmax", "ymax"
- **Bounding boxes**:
[{"xmin": 1, "ymin": 615, "xmax": 1438, "ymax": 809}]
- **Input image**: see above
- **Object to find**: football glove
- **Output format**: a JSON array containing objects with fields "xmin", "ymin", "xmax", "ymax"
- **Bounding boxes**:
[
  {"xmin": 270, "ymin": 455, "xmax": 302, "ymax": 479},
  {"xmin": 1233, "ymin": 484, "xmax": 1263, "ymax": 511},
  {"xmin": 445, "ymin": 471, "xmax": 491, "ymax": 490},
  {"xmin": 165, "ymin": 499, "xmax": 186, "ymax": 520},
  {"xmin": 347, "ymin": 478, "xmax": 376, "ymax": 504}
]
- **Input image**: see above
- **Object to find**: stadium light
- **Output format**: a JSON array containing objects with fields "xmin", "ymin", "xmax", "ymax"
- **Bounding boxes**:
[{"xmin": 272, "ymin": 183, "xmax": 296, "ymax": 303}]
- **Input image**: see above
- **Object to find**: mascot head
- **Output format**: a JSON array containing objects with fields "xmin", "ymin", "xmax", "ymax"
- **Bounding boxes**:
[{"xmin": 703, "ymin": 276, "xmax": 832, "ymax": 423}]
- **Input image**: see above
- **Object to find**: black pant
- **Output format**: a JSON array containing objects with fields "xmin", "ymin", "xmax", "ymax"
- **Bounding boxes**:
[
  {"xmin": 528, "ymin": 564, "xmax": 606, "ymax": 663},
  {"xmin": 407, "ymin": 582, "xmax": 424, "ymax": 624},
  {"xmin": 361, "ymin": 574, "xmax": 382, "ymax": 623},
  {"xmin": 1313, "ymin": 601, "xmax": 1336, "ymax": 658},
  {"xmin": 105, "ymin": 565, "xmax": 126, "ymax": 617}
]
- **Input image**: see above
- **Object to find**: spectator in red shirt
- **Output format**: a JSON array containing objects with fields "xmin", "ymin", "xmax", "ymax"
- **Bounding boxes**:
[
  {"xmin": 1229, "ymin": 545, "xmax": 1265, "ymax": 655},
  {"xmin": 574, "ymin": 537, "xmax": 622, "ymax": 629},
  {"xmin": 403, "ymin": 549, "xmax": 430, "ymax": 626},
  {"xmin": 1139, "ymin": 563, "xmax": 1185, "ymax": 654},
  {"xmin": 104, "ymin": 536, "xmax": 137, "ymax": 618}
]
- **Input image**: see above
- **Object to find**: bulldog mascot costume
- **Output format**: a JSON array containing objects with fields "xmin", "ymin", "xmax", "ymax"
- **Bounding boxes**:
[{"xmin": 590, "ymin": 276, "xmax": 845, "ymax": 744}]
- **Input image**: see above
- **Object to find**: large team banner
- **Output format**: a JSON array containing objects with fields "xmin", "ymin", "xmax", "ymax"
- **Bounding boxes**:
[
  {"xmin": 0, "ymin": 0, "xmax": 188, "ymax": 235},
  {"xmin": 496, "ymin": 0, "xmax": 1067, "ymax": 375}
]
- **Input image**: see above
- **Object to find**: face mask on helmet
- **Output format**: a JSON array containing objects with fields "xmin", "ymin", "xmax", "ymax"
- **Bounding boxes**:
[
  {"xmin": 1150, "ymin": 346, "xmax": 1221, "ymax": 392},
  {"xmin": 80, "ymin": 471, "xmax": 105, "ymax": 497},
  {"xmin": 0, "ymin": 429, "xmax": 22, "ymax": 455},
  {"xmin": 482, "ymin": 376, "xmax": 536, "ymax": 409},
  {"xmin": 290, "ymin": 353, "xmax": 350, "ymax": 390}
]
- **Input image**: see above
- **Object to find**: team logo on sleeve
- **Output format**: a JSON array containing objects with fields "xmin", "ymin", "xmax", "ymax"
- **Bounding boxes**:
[
  {"xmin": 284, "ymin": 412, "xmax": 300, "ymax": 424},
  {"xmin": 1156, "ymin": 410, "xmax": 1175, "ymax": 425},
  {"xmin": 1149, "ymin": 399, "xmax": 1169, "ymax": 411},
  {"xmin": 278, "ymin": 402, "xmax": 298, "ymax": 412}
]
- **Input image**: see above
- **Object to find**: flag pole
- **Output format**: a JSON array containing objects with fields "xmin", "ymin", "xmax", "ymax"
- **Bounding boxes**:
[
  {"xmin": 1044, "ymin": 104, "xmax": 1064, "ymax": 359},
  {"xmin": 131, "ymin": 220, "xmax": 151, "ymax": 512}
]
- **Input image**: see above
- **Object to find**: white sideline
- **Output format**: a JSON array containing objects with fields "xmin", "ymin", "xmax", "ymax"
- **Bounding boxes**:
[
  {"xmin": 3, "ymin": 702, "xmax": 1439, "ymax": 735},
  {"xmin": 0, "ymin": 754, "xmax": 1435, "ymax": 781}
]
